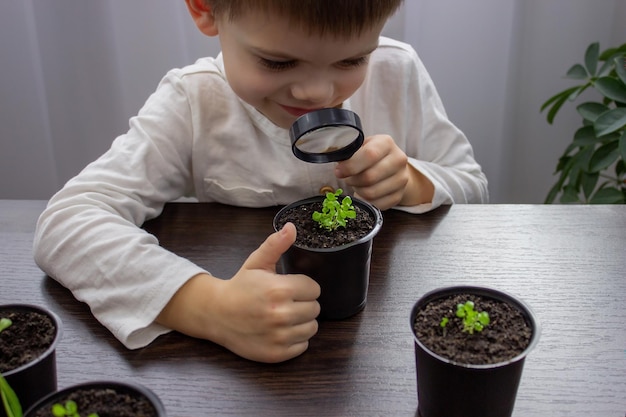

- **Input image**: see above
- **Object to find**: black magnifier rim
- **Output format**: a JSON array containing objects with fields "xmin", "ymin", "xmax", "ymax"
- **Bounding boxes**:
[{"xmin": 289, "ymin": 108, "xmax": 364, "ymax": 163}]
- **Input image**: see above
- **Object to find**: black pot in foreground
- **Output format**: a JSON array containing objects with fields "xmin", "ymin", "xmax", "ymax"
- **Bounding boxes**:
[
  {"xmin": 273, "ymin": 195, "xmax": 383, "ymax": 319},
  {"xmin": 410, "ymin": 286, "xmax": 540, "ymax": 417},
  {"xmin": 24, "ymin": 381, "xmax": 166, "ymax": 417},
  {"xmin": 0, "ymin": 304, "xmax": 62, "ymax": 417}
]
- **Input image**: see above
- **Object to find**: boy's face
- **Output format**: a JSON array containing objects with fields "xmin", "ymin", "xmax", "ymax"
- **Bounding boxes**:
[{"xmin": 215, "ymin": 11, "xmax": 385, "ymax": 129}]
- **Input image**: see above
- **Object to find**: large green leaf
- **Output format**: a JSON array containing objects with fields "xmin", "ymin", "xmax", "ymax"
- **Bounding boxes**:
[
  {"xmin": 544, "ymin": 87, "xmax": 585, "ymax": 124},
  {"xmin": 594, "ymin": 77, "xmax": 626, "ymax": 103},
  {"xmin": 560, "ymin": 185, "xmax": 581, "ymax": 203},
  {"xmin": 540, "ymin": 85, "xmax": 582, "ymax": 113},
  {"xmin": 572, "ymin": 125, "xmax": 600, "ymax": 147},
  {"xmin": 566, "ymin": 63, "xmax": 588, "ymax": 80},
  {"xmin": 619, "ymin": 130, "xmax": 626, "ymax": 162},
  {"xmin": 594, "ymin": 107, "xmax": 626, "ymax": 136},
  {"xmin": 581, "ymin": 171, "xmax": 599, "ymax": 199},
  {"xmin": 589, "ymin": 187, "xmax": 626, "ymax": 203},
  {"xmin": 561, "ymin": 146, "xmax": 594, "ymax": 184},
  {"xmin": 576, "ymin": 102, "xmax": 609, "ymax": 122},
  {"xmin": 589, "ymin": 141, "xmax": 620, "ymax": 172},
  {"xmin": 599, "ymin": 43, "xmax": 626, "ymax": 60},
  {"xmin": 544, "ymin": 181, "xmax": 561, "ymax": 204},
  {"xmin": 615, "ymin": 56, "xmax": 626, "ymax": 85},
  {"xmin": 584, "ymin": 42, "xmax": 599, "ymax": 76}
]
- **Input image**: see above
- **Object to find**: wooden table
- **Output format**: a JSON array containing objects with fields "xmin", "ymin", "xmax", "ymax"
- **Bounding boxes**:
[{"xmin": 1, "ymin": 200, "xmax": 625, "ymax": 417}]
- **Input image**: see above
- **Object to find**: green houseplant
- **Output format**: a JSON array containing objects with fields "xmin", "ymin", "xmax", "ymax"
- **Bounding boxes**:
[{"xmin": 541, "ymin": 42, "xmax": 626, "ymax": 204}]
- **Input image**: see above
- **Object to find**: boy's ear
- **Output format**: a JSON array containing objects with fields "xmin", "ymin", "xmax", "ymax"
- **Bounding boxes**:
[{"xmin": 185, "ymin": 0, "xmax": 219, "ymax": 36}]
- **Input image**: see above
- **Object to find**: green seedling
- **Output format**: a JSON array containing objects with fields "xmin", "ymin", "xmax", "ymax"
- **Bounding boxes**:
[
  {"xmin": 455, "ymin": 300, "xmax": 490, "ymax": 334},
  {"xmin": 0, "ymin": 373, "xmax": 22, "ymax": 417},
  {"xmin": 439, "ymin": 317, "xmax": 449, "ymax": 328},
  {"xmin": 52, "ymin": 400, "xmax": 98, "ymax": 417},
  {"xmin": 312, "ymin": 188, "xmax": 356, "ymax": 231},
  {"xmin": 0, "ymin": 318, "xmax": 12, "ymax": 333}
]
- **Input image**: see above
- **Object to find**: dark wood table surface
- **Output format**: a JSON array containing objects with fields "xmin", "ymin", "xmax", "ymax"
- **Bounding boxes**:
[{"xmin": 1, "ymin": 200, "xmax": 625, "ymax": 417}]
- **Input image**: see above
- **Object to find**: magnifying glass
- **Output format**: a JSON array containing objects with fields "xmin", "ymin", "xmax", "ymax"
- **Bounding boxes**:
[{"xmin": 289, "ymin": 108, "xmax": 364, "ymax": 163}]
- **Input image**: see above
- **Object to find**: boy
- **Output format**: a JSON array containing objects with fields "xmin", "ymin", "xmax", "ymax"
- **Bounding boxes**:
[{"xmin": 34, "ymin": 0, "xmax": 488, "ymax": 363}]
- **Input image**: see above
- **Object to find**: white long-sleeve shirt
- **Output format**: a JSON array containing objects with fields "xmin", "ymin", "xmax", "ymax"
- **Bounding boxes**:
[{"xmin": 33, "ymin": 37, "xmax": 488, "ymax": 349}]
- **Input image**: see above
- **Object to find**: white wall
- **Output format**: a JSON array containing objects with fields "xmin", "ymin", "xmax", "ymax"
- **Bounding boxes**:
[{"xmin": 1, "ymin": 0, "xmax": 624, "ymax": 202}]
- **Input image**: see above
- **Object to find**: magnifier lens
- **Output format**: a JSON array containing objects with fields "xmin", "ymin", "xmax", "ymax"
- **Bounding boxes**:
[
  {"xmin": 289, "ymin": 108, "xmax": 364, "ymax": 163},
  {"xmin": 295, "ymin": 125, "xmax": 359, "ymax": 154}
]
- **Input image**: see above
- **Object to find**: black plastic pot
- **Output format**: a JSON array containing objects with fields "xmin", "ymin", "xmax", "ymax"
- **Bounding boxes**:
[
  {"xmin": 273, "ymin": 195, "xmax": 383, "ymax": 319},
  {"xmin": 0, "ymin": 304, "xmax": 62, "ymax": 417},
  {"xmin": 409, "ymin": 286, "xmax": 540, "ymax": 417},
  {"xmin": 24, "ymin": 381, "xmax": 166, "ymax": 417}
]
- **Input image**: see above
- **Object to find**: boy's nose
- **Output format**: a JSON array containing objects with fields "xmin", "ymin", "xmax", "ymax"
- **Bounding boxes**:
[{"xmin": 290, "ymin": 76, "xmax": 334, "ymax": 105}]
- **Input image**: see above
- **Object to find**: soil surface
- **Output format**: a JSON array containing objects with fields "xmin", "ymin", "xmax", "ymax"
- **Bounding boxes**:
[
  {"xmin": 0, "ymin": 309, "xmax": 56, "ymax": 372},
  {"xmin": 275, "ymin": 201, "xmax": 375, "ymax": 248},
  {"xmin": 413, "ymin": 293, "xmax": 532, "ymax": 365},
  {"xmin": 32, "ymin": 388, "xmax": 157, "ymax": 417}
]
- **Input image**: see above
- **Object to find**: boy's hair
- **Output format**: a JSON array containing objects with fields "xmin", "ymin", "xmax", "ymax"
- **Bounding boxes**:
[{"xmin": 205, "ymin": 0, "xmax": 403, "ymax": 37}]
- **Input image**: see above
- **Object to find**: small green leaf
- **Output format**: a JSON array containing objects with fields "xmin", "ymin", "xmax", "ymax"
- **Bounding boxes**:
[
  {"xmin": 577, "ymin": 102, "xmax": 609, "ymax": 123},
  {"xmin": 0, "ymin": 374, "xmax": 22, "ymax": 417},
  {"xmin": 589, "ymin": 187, "xmax": 626, "ymax": 204},
  {"xmin": 566, "ymin": 63, "xmax": 588, "ymax": 80},
  {"xmin": 594, "ymin": 107, "xmax": 626, "ymax": 136},
  {"xmin": 0, "ymin": 318, "xmax": 11, "ymax": 333},
  {"xmin": 594, "ymin": 77, "xmax": 626, "ymax": 104},
  {"xmin": 52, "ymin": 403, "xmax": 66, "ymax": 417},
  {"xmin": 589, "ymin": 141, "xmax": 620, "ymax": 173},
  {"xmin": 584, "ymin": 42, "xmax": 600, "ymax": 76}
]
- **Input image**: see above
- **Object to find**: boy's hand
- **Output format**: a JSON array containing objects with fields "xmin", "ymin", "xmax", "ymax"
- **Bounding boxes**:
[
  {"xmin": 334, "ymin": 135, "xmax": 434, "ymax": 210},
  {"xmin": 157, "ymin": 222, "xmax": 321, "ymax": 363}
]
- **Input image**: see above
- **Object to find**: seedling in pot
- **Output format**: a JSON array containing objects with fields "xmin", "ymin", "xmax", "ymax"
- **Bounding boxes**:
[
  {"xmin": 456, "ymin": 300, "xmax": 490, "ymax": 334},
  {"xmin": 52, "ymin": 400, "xmax": 98, "ymax": 417},
  {"xmin": 440, "ymin": 300, "xmax": 490, "ymax": 335},
  {"xmin": 312, "ymin": 188, "xmax": 356, "ymax": 231}
]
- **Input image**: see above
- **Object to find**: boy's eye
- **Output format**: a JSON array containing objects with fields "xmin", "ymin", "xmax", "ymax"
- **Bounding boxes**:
[
  {"xmin": 258, "ymin": 58, "xmax": 298, "ymax": 72},
  {"xmin": 336, "ymin": 56, "xmax": 369, "ymax": 69}
]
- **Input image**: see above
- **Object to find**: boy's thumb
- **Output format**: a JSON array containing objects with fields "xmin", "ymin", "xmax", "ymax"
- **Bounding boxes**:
[{"xmin": 242, "ymin": 222, "xmax": 296, "ymax": 272}]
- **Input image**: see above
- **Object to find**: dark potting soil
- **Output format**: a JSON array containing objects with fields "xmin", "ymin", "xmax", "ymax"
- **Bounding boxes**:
[
  {"xmin": 275, "ymin": 201, "xmax": 375, "ymax": 249},
  {"xmin": 0, "ymin": 309, "xmax": 56, "ymax": 373},
  {"xmin": 32, "ymin": 388, "xmax": 157, "ymax": 417},
  {"xmin": 413, "ymin": 293, "xmax": 532, "ymax": 365}
]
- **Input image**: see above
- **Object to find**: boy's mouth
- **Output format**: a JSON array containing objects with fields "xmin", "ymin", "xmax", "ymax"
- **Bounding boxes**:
[{"xmin": 279, "ymin": 105, "xmax": 323, "ymax": 118}]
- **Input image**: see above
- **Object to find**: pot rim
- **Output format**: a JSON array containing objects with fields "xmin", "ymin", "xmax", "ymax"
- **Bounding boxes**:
[
  {"xmin": 410, "ymin": 285, "xmax": 541, "ymax": 369},
  {"xmin": 24, "ymin": 380, "xmax": 165, "ymax": 417},
  {"xmin": 273, "ymin": 194, "xmax": 383, "ymax": 252},
  {"xmin": 0, "ymin": 304, "xmax": 63, "ymax": 376}
]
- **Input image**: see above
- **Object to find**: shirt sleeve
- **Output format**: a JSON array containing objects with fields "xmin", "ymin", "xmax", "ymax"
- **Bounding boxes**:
[
  {"xmin": 33, "ymin": 69, "xmax": 206, "ymax": 349},
  {"xmin": 360, "ymin": 38, "xmax": 489, "ymax": 213}
]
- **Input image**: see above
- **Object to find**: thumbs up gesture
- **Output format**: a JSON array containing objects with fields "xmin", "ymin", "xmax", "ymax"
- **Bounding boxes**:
[
  {"xmin": 215, "ymin": 222, "xmax": 321, "ymax": 362},
  {"xmin": 158, "ymin": 222, "xmax": 321, "ymax": 363}
]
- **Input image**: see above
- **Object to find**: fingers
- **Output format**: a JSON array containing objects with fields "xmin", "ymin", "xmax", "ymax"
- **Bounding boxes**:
[
  {"xmin": 242, "ymin": 222, "xmax": 296, "ymax": 272},
  {"xmin": 334, "ymin": 134, "xmax": 412, "ymax": 209}
]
